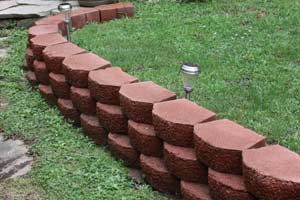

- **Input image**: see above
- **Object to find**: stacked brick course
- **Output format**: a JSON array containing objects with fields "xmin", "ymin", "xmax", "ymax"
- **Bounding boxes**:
[{"xmin": 23, "ymin": 3, "xmax": 300, "ymax": 200}]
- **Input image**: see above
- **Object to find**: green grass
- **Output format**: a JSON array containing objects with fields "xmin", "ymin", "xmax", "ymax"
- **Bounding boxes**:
[
  {"xmin": 0, "ymin": 29, "xmax": 166, "ymax": 199},
  {"xmin": 72, "ymin": 0, "xmax": 300, "ymax": 152}
]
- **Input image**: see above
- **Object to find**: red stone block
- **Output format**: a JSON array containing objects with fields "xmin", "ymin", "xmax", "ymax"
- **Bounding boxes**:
[
  {"xmin": 26, "ymin": 70, "xmax": 38, "ymax": 86},
  {"xmin": 208, "ymin": 169, "xmax": 255, "ymax": 200},
  {"xmin": 23, "ymin": 60, "xmax": 29, "ymax": 71},
  {"xmin": 164, "ymin": 143, "xmax": 208, "ymax": 183},
  {"xmin": 49, "ymin": 72, "xmax": 70, "ymax": 99},
  {"xmin": 43, "ymin": 42, "xmax": 85, "ymax": 74},
  {"xmin": 31, "ymin": 33, "xmax": 67, "ymax": 61},
  {"xmin": 243, "ymin": 145, "xmax": 300, "ymax": 200},
  {"xmin": 153, "ymin": 99, "xmax": 216, "ymax": 147},
  {"xmin": 96, "ymin": 102, "xmax": 127, "ymax": 134},
  {"xmin": 25, "ymin": 48, "xmax": 34, "ymax": 70},
  {"xmin": 108, "ymin": 133, "xmax": 140, "ymax": 168},
  {"xmin": 194, "ymin": 119, "xmax": 265, "ymax": 174},
  {"xmin": 38, "ymin": 84, "xmax": 57, "ymax": 106},
  {"xmin": 181, "ymin": 181, "xmax": 212, "ymax": 200},
  {"xmin": 80, "ymin": 114, "xmax": 107, "ymax": 145},
  {"xmin": 70, "ymin": 87, "xmax": 96, "ymax": 115},
  {"xmin": 128, "ymin": 120, "xmax": 163, "ymax": 157},
  {"xmin": 71, "ymin": 12, "xmax": 86, "ymax": 30},
  {"xmin": 95, "ymin": 4, "xmax": 117, "ymax": 22},
  {"xmin": 89, "ymin": 67, "xmax": 138, "ymax": 105},
  {"xmin": 140, "ymin": 154, "xmax": 180, "ymax": 194},
  {"xmin": 119, "ymin": 81, "xmax": 176, "ymax": 124},
  {"xmin": 63, "ymin": 52, "xmax": 111, "ymax": 88},
  {"xmin": 28, "ymin": 25, "xmax": 59, "ymax": 42},
  {"xmin": 57, "ymin": 98, "xmax": 80, "ymax": 125},
  {"xmin": 35, "ymin": 14, "xmax": 63, "ymax": 25},
  {"xmin": 116, "ymin": 2, "xmax": 134, "ymax": 18},
  {"xmin": 71, "ymin": 8, "xmax": 100, "ymax": 29},
  {"xmin": 33, "ymin": 60, "xmax": 49, "ymax": 85},
  {"xmin": 58, "ymin": 21, "xmax": 67, "ymax": 36}
]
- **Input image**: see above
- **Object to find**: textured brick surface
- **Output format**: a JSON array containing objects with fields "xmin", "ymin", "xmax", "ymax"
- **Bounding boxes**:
[
  {"xmin": 89, "ymin": 67, "xmax": 138, "ymax": 105},
  {"xmin": 116, "ymin": 2, "xmax": 134, "ymax": 18},
  {"xmin": 140, "ymin": 154, "xmax": 180, "ymax": 194},
  {"xmin": 26, "ymin": 70, "xmax": 38, "ymax": 86},
  {"xmin": 243, "ymin": 145, "xmax": 300, "ymax": 200},
  {"xmin": 96, "ymin": 103, "xmax": 128, "ymax": 134},
  {"xmin": 30, "ymin": 33, "xmax": 67, "ymax": 61},
  {"xmin": 108, "ymin": 133, "xmax": 140, "ymax": 168},
  {"xmin": 181, "ymin": 181, "xmax": 212, "ymax": 200},
  {"xmin": 95, "ymin": 4, "xmax": 117, "ymax": 22},
  {"xmin": 25, "ymin": 48, "xmax": 34, "ymax": 70},
  {"xmin": 70, "ymin": 87, "xmax": 96, "ymax": 115},
  {"xmin": 164, "ymin": 143, "xmax": 208, "ymax": 183},
  {"xmin": 49, "ymin": 73, "xmax": 70, "ymax": 99},
  {"xmin": 80, "ymin": 114, "xmax": 107, "ymax": 145},
  {"xmin": 23, "ymin": 60, "xmax": 29, "ymax": 71},
  {"xmin": 119, "ymin": 81, "xmax": 176, "ymax": 124},
  {"xmin": 33, "ymin": 60, "xmax": 49, "ymax": 85},
  {"xmin": 153, "ymin": 99, "xmax": 216, "ymax": 147},
  {"xmin": 128, "ymin": 120, "xmax": 163, "ymax": 157},
  {"xmin": 71, "ymin": 8, "xmax": 100, "ymax": 28},
  {"xmin": 38, "ymin": 84, "xmax": 57, "ymax": 106},
  {"xmin": 43, "ymin": 42, "xmax": 85, "ymax": 74},
  {"xmin": 194, "ymin": 119, "xmax": 265, "ymax": 174},
  {"xmin": 28, "ymin": 25, "xmax": 59, "ymax": 42},
  {"xmin": 71, "ymin": 12, "xmax": 86, "ymax": 30},
  {"xmin": 35, "ymin": 14, "xmax": 63, "ymax": 25},
  {"xmin": 63, "ymin": 52, "xmax": 111, "ymax": 88},
  {"xmin": 57, "ymin": 98, "xmax": 80, "ymax": 125},
  {"xmin": 208, "ymin": 169, "xmax": 255, "ymax": 200}
]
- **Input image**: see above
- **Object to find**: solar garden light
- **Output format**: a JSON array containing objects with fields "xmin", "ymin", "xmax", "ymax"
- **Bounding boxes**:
[
  {"xmin": 180, "ymin": 63, "xmax": 200, "ymax": 100},
  {"xmin": 58, "ymin": 2, "xmax": 72, "ymax": 42}
]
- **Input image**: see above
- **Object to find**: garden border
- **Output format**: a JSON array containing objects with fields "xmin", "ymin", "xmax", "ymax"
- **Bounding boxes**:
[{"xmin": 23, "ymin": 3, "xmax": 300, "ymax": 200}]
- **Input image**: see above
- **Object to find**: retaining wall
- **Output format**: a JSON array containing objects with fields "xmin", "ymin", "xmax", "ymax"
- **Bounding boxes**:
[{"xmin": 23, "ymin": 3, "xmax": 300, "ymax": 200}]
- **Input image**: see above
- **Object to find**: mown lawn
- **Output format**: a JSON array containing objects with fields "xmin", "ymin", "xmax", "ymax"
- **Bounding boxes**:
[
  {"xmin": 0, "ymin": 30, "xmax": 166, "ymax": 199},
  {"xmin": 73, "ymin": 0, "xmax": 300, "ymax": 152}
]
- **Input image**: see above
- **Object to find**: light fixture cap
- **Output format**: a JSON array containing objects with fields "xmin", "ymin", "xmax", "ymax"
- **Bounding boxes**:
[
  {"xmin": 181, "ymin": 63, "xmax": 200, "ymax": 75},
  {"xmin": 58, "ymin": 2, "xmax": 72, "ymax": 12}
]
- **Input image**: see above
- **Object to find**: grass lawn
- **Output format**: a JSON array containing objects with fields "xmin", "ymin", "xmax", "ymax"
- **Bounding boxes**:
[
  {"xmin": 0, "ymin": 30, "xmax": 166, "ymax": 199},
  {"xmin": 73, "ymin": 0, "xmax": 300, "ymax": 152}
]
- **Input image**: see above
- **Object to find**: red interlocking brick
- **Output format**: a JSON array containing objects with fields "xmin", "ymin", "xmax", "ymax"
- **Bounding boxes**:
[
  {"xmin": 49, "ymin": 73, "xmax": 70, "ymax": 99},
  {"xmin": 128, "ymin": 120, "xmax": 163, "ymax": 157},
  {"xmin": 57, "ymin": 98, "xmax": 80, "ymax": 125},
  {"xmin": 116, "ymin": 2, "xmax": 134, "ymax": 18},
  {"xmin": 71, "ymin": 8, "xmax": 100, "ymax": 29},
  {"xmin": 140, "ymin": 154, "xmax": 180, "ymax": 194},
  {"xmin": 108, "ymin": 133, "xmax": 140, "ymax": 168},
  {"xmin": 164, "ymin": 143, "xmax": 208, "ymax": 183},
  {"xmin": 208, "ymin": 169, "xmax": 255, "ymax": 200},
  {"xmin": 243, "ymin": 145, "xmax": 300, "ymax": 200},
  {"xmin": 26, "ymin": 70, "xmax": 38, "ymax": 86},
  {"xmin": 38, "ymin": 84, "xmax": 57, "ymax": 106},
  {"xmin": 33, "ymin": 60, "xmax": 49, "ymax": 85},
  {"xmin": 28, "ymin": 25, "xmax": 59, "ymax": 43},
  {"xmin": 119, "ymin": 81, "xmax": 176, "ymax": 124},
  {"xmin": 25, "ymin": 48, "xmax": 35, "ymax": 70},
  {"xmin": 194, "ymin": 119, "xmax": 265, "ymax": 174},
  {"xmin": 43, "ymin": 42, "xmax": 85, "ymax": 74},
  {"xmin": 95, "ymin": 4, "xmax": 117, "ymax": 22},
  {"xmin": 89, "ymin": 67, "xmax": 137, "ymax": 105},
  {"xmin": 96, "ymin": 102, "xmax": 128, "ymax": 134},
  {"xmin": 63, "ymin": 52, "xmax": 111, "ymax": 88},
  {"xmin": 153, "ymin": 99, "xmax": 216, "ymax": 147},
  {"xmin": 35, "ymin": 14, "xmax": 63, "ymax": 25},
  {"xmin": 70, "ymin": 87, "xmax": 96, "ymax": 115},
  {"xmin": 181, "ymin": 181, "xmax": 212, "ymax": 200},
  {"xmin": 80, "ymin": 114, "xmax": 107, "ymax": 145},
  {"xmin": 31, "ymin": 33, "xmax": 67, "ymax": 61}
]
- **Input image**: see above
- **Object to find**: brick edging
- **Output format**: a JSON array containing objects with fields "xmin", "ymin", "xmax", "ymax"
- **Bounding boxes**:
[{"xmin": 23, "ymin": 3, "xmax": 300, "ymax": 199}]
